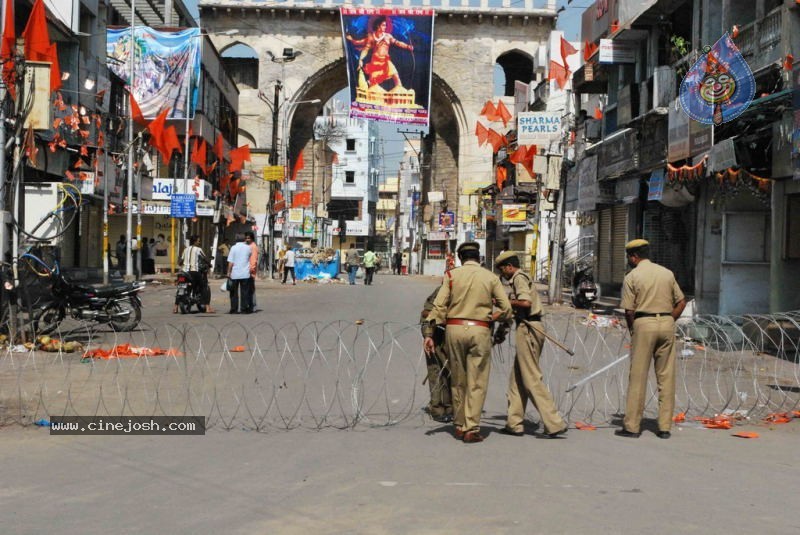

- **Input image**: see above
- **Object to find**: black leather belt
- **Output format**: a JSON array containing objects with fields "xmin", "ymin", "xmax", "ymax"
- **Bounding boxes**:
[{"xmin": 635, "ymin": 312, "xmax": 672, "ymax": 318}]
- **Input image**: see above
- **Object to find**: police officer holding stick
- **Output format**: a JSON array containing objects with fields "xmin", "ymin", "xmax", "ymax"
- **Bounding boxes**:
[{"xmin": 494, "ymin": 251, "xmax": 568, "ymax": 439}]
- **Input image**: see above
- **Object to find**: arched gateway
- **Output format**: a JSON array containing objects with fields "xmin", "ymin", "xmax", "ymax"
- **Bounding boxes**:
[{"xmin": 200, "ymin": 0, "xmax": 556, "ymax": 248}]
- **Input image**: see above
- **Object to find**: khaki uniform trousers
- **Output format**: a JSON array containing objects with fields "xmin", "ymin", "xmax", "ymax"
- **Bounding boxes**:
[
  {"xmin": 425, "ymin": 343, "xmax": 452, "ymax": 417},
  {"xmin": 507, "ymin": 321, "xmax": 565, "ymax": 434},
  {"xmin": 445, "ymin": 324, "xmax": 492, "ymax": 433},
  {"xmin": 623, "ymin": 316, "xmax": 677, "ymax": 433}
]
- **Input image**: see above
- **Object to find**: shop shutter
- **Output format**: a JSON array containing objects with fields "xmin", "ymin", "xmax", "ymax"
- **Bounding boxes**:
[
  {"xmin": 611, "ymin": 205, "xmax": 629, "ymax": 283},
  {"xmin": 597, "ymin": 208, "xmax": 612, "ymax": 283}
]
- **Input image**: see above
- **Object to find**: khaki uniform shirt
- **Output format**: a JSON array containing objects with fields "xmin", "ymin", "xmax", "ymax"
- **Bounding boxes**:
[
  {"xmin": 427, "ymin": 261, "xmax": 513, "ymax": 325},
  {"xmin": 620, "ymin": 259, "xmax": 685, "ymax": 313},
  {"xmin": 509, "ymin": 270, "xmax": 543, "ymax": 318}
]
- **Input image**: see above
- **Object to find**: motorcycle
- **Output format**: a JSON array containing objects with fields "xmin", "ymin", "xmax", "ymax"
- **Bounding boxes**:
[
  {"xmin": 175, "ymin": 269, "xmax": 211, "ymax": 314},
  {"xmin": 571, "ymin": 265, "xmax": 598, "ymax": 310},
  {"xmin": 32, "ymin": 270, "xmax": 144, "ymax": 334}
]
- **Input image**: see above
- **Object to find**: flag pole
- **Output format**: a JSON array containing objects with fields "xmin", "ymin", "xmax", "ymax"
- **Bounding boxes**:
[
  {"xmin": 181, "ymin": 35, "xmax": 194, "ymax": 252},
  {"xmin": 125, "ymin": 0, "xmax": 136, "ymax": 281}
]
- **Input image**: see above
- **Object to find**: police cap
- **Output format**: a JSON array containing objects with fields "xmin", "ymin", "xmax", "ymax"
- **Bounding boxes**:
[
  {"xmin": 625, "ymin": 239, "xmax": 649, "ymax": 251},
  {"xmin": 456, "ymin": 241, "xmax": 480, "ymax": 254},
  {"xmin": 494, "ymin": 250, "xmax": 517, "ymax": 267}
]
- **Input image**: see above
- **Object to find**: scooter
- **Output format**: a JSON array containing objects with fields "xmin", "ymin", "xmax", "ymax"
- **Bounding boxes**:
[
  {"xmin": 571, "ymin": 265, "xmax": 598, "ymax": 310},
  {"xmin": 175, "ymin": 269, "xmax": 211, "ymax": 314}
]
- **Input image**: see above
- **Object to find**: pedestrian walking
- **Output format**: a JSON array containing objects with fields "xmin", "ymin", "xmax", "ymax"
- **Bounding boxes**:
[
  {"xmin": 494, "ymin": 251, "xmax": 567, "ymax": 439},
  {"xmin": 616, "ymin": 239, "xmax": 686, "ymax": 439},
  {"xmin": 420, "ymin": 288, "xmax": 452, "ymax": 423},
  {"xmin": 362, "ymin": 246, "xmax": 377, "ymax": 285},
  {"xmin": 423, "ymin": 242, "xmax": 512, "ymax": 443},
  {"xmin": 283, "ymin": 245, "xmax": 296, "ymax": 285},
  {"xmin": 217, "ymin": 238, "xmax": 230, "ymax": 275},
  {"xmin": 226, "ymin": 234, "xmax": 253, "ymax": 314},
  {"xmin": 345, "ymin": 244, "xmax": 360, "ymax": 285},
  {"xmin": 401, "ymin": 250, "xmax": 409, "ymax": 275},
  {"xmin": 276, "ymin": 246, "xmax": 286, "ymax": 281},
  {"xmin": 115, "ymin": 235, "xmax": 126, "ymax": 272},
  {"xmin": 393, "ymin": 251, "xmax": 402, "ymax": 275}
]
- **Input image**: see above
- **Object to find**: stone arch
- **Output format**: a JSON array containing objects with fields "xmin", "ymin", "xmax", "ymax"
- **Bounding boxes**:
[
  {"xmin": 238, "ymin": 128, "xmax": 256, "ymax": 148},
  {"xmin": 495, "ymin": 49, "xmax": 535, "ymax": 97},
  {"xmin": 220, "ymin": 41, "xmax": 259, "ymax": 90}
]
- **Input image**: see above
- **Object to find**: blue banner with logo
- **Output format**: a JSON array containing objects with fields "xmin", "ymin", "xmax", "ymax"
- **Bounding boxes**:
[{"xmin": 679, "ymin": 33, "xmax": 755, "ymax": 125}]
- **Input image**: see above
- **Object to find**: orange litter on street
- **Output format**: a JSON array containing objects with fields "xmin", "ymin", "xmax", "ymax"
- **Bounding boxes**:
[
  {"xmin": 229, "ymin": 346, "xmax": 246, "ymax": 352},
  {"xmin": 694, "ymin": 415, "xmax": 733, "ymax": 429},
  {"xmin": 574, "ymin": 421, "xmax": 596, "ymax": 431},
  {"xmin": 763, "ymin": 412, "xmax": 792, "ymax": 424},
  {"xmin": 732, "ymin": 432, "xmax": 759, "ymax": 439},
  {"xmin": 83, "ymin": 344, "xmax": 183, "ymax": 359},
  {"xmin": 673, "ymin": 412, "xmax": 686, "ymax": 423}
]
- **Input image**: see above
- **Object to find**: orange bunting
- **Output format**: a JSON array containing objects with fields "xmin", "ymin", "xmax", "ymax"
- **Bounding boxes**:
[
  {"xmin": 574, "ymin": 421, "xmax": 597, "ymax": 431},
  {"xmin": 495, "ymin": 100, "xmax": 512, "ymax": 127},
  {"xmin": 479, "ymin": 100, "xmax": 497, "ymax": 121},
  {"xmin": 475, "ymin": 121, "xmax": 489, "ymax": 147},
  {"xmin": 486, "ymin": 128, "xmax": 506, "ymax": 153},
  {"xmin": 732, "ymin": 432, "xmax": 759, "ymax": 439}
]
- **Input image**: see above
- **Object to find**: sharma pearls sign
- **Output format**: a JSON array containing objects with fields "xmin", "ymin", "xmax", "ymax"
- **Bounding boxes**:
[{"xmin": 517, "ymin": 112, "xmax": 562, "ymax": 144}]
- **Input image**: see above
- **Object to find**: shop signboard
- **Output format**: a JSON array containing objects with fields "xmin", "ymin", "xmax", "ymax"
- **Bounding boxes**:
[
  {"xmin": 598, "ymin": 128, "xmax": 637, "ymax": 179},
  {"xmin": 689, "ymin": 120, "xmax": 712, "ymax": 157},
  {"xmin": 518, "ymin": 112, "xmax": 562, "ymax": 144},
  {"xmin": 438, "ymin": 211, "xmax": 455, "ymax": 230},
  {"xmin": 647, "ymin": 169, "xmax": 664, "ymax": 201},
  {"xmin": 577, "ymin": 154, "xmax": 599, "ymax": 212},
  {"xmin": 581, "ymin": 0, "xmax": 618, "ymax": 45},
  {"xmin": 599, "ymin": 39, "xmax": 636, "ymax": 64},
  {"xmin": 170, "ymin": 194, "xmax": 196, "ymax": 218},
  {"xmin": 501, "ymin": 203, "xmax": 527, "ymax": 226}
]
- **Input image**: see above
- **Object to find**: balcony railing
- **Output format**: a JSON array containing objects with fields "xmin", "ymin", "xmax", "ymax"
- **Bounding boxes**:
[{"xmin": 732, "ymin": 6, "xmax": 783, "ymax": 71}]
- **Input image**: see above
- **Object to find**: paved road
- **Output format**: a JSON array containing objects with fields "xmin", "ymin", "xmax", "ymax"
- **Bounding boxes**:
[{"xmin": 1, "ymin": 274, "xmax": 799, "ymax": 534}]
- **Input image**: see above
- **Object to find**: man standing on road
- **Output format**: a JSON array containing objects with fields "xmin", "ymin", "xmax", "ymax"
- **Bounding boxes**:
[
  {"xmin": 393, "ymin": 251, "xmax": 402, "ymax": 275},
  {"xmin": 363, "ymin": 246, "xmax": 377, "ymax": 285},
  {"xmin": 245, "ymin": 232, "xmax": 259, "ymax": 309},
  {"xmin": 616, "ymin": 239, "xmax": 686, "ymax": 439},
  {"xmin": 283, "ymin": 245, "xmax": 296, "ymax": 285},
  {"xmin": 419, "ymin": 288, "xmax": 452, "ymax": 422},
  {"xmin": 345, "ymin": 244, "xmax": 360, "ymax": 285},
  {"xmin": 226, "ymin": 234, "xmax": 253, "ymax": 314},
  {"xmin": 424, "ymin": 242, "xmax": 512, "ymax": 443},
  {"xmin": 494, "ymin": 251, "xmax": 566, "ymax": 439}
]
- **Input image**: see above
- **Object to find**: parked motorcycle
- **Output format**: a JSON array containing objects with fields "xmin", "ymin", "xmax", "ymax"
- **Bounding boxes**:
[
  {"xmin": 32, "ymin": 271, "xmax": 144, "ymax": 334},
  {"xmin": 175, "ymin": 270, "xmax": 211, "ymax": 314},
  {"xmin": 571, "ymin": 265, "xmax": 598, "ymax": 310}
]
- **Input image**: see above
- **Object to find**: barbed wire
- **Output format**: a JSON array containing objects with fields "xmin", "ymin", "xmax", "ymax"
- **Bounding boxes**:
[{"xmin": 1, "ymin": 312, "xmax": 798, "ymax": 431}]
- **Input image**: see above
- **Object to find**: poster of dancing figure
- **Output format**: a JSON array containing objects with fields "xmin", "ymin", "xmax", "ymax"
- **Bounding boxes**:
[{"xmin": 341, "ymin": 7, "xmax": 434, "ymax": 126}]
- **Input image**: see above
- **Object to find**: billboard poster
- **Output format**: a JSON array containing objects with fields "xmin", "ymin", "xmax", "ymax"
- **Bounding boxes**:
[
  {"xmin": 107, "ymin": 27, "xmax": 201, "ymax": 119},
  {"xmin": 341, "ymin": 7, "xmax": 434, "ymax": 126},
  {"xmin": 501, "ymin": 204, "xmax": 527, "ymax": 226},
  {"xmin": 438, "ymin": 211, "xmax": 455, "ymax": 231}
]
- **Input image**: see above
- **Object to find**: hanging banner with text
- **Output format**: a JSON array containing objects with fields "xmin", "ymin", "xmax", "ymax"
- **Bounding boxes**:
[
  {"xmin": 341, "ymin": 7, "xmax": 434, "ymax": 126},
  {"xmin": 517, "ymin": 112, "xmax": 562, "ymax": 144}
]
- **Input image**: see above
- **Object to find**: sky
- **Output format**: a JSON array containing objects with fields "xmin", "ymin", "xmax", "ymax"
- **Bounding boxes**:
[{"xmin": 186, "ymin": 0, "xmax": 592, "ymax": 179}]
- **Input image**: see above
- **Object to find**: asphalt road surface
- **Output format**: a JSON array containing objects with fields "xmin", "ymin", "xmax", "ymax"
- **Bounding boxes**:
[{"xmin": 1, "ymin": 273, "xmax": 798, "ymax": 534}]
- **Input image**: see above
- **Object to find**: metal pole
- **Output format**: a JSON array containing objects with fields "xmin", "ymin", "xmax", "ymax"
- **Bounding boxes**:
[
  {"xmin": 548, "ymin": 89, "xmax": 572, "ymax": 304},
  {"xmin": 125, "ymin": 0, "xmax": 136, "ymax": 281},
  {"xmin": 102, "ymin": 147, "xmax": 109, "ymax": 284},
  {"xmin": 267, "ymin": 80, "xmax": 281, "ymax": 279},
  {"xmin": 181, "ymin": 37, "xmax": 193, "ymax": 253},
  {"xmin": 135, "ymin": 145, "xmax": 142, "ymax": 279}
]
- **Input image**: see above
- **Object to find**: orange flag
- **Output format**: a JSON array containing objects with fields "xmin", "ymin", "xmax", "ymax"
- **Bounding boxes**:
[
  {"xmin": 495, "ymin": 100, "xmax": 512, "ymax": 127},
  {"xmin": 560, "ymin": 36, "xmax": 578, "ymax": 68},
  {"xmin": 584, "ymin": 40, "xmax": 599, "ymax": 61},
  {"xmin": 213, "ymin": 133, "xmax": 224, "ymax": 161},
  {"xmin": 164, "ymin": 125, "xmax": 182, "ymax": 155},
  {"xmin": 479, "ymin": 100, "xmax": 498, "ymax": 122},
  {"xmin": 129, "ymin": 93, "xmax": 146, "ymax": 126},
  {"xmin": 292, "ymin": 190, "xmax": 311, "ymax": 208},
  {"xmin": 521, "ymin": 145, "xmax": 537, "ymax": 177},
  {"xmin": 496, "ymin": 165, "xmax": 507, "ymax": 191},
  {"xmin": 291, "ymin": 149, "xmax": 305, "ymax": 181},
  {"xmin": 191, "ymin": 138, "xmax": 207, "ymax": 174},
  {"xmin": 549, "ymin": 60, "xmax": 570, "ymax": 90},
  {"xmin": 1, "ymin": 0, "xmax": 15, "ymax": 99},
  {"xmin": 594, "ymin": 106, "xmax": 603, "ymax": 120},
  {"xmin": 475, "ymin": 121, "xmax": 489, "ymax": 147},
  {"xmin": 487, "ymin": 129, "xmax": 504, "ymax": 153},
  {"xmin": 146, "ymin": 107, "xmax": 170, "ymax": 161},
  {"xmin": 509, "ymin": 144, "xmax": 526, "ymax": 165},
  {"xmin": 229, "ymin": 144, "xmax": 251, "ymax": 172},
  {"xmin": 22, "ymin": 0, "xmax": 61, "ymax": 92}
]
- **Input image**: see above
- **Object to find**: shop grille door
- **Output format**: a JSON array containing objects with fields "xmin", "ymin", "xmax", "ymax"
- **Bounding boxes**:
[
  {"xmin": 597, "ymin": 208, "xmax": 612, "ymax": 284},
  {"xmin": 611, "ymin": 205, "xmax": 629, "ymax": 284}
]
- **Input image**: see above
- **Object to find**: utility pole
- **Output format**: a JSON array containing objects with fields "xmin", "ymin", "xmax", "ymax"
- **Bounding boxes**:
[
  {"xmin": 267, "ymin": 81, "xmax": 281, "ymax": 279},
  {"xmin": 125, "ymin": 0, "xmax": 136, "ymax": 281},
  {"xmin": 548, "ymin": 89, "xmax": 573, "ymax": 304}
]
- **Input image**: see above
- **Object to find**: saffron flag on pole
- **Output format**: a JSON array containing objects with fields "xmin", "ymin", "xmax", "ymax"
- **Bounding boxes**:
[
  {"xmin": 130, "ymin": 93, "xmax": 147, "ymax": 126},
  {"xmin": 229, "ymin": 145, "xmax": 251, "ymax": 172},
  {"xmin": 495, "ymin": 100, "xmax": 512, "ymax": 127},
  {"xmin": 1, "ymin": 0, "xmax": 15, "ymax": 99},
  {"xmin": 291, "ymin": 149, "xmax": 305, "ymax": 182},
  {"xmin": 22, "ymin": 0, "xmax": 61, "ymax": 92},
  {"xmin": 549, "ymin": 60, "xmax": 570, "ymax": 90},
  {"xmin": 475, "ymin": 121, "xmax": 489, "ymax": 147},
  {"xmin": 146, "ymin": 107, "xmax": 171, "ymax": 160},
  {"xmin": 560, "ymin": 36, "xmax": 578, "ymax": 68},
  {"xmin": 191, "ymin": 138, "xmax": 208, "ymax": 174},
  {"xmin": 679, "ymin": 33, "xmax": 755, "ymax": 125},
  {"xmin": 292, "ymin": 190, "xmax": 311, "ymax": 208}
]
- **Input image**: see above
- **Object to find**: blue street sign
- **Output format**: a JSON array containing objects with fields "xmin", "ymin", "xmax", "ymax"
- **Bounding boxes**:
[{"xmin": 170, "ymin": 194, "xmax": 196, "ymax": 218}]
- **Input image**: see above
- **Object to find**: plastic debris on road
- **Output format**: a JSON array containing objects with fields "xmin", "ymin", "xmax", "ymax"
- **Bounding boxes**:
[
  {"xmin": 574, "ymin": 421, "xmax": 597, "ymax": 430},
  {"xmin": 732, "ymin": 432, "xmax": 759, "ymax": 439},
  {"xmin": 83, "ymin": 344, "xmax": 183, "ymax": 359}
]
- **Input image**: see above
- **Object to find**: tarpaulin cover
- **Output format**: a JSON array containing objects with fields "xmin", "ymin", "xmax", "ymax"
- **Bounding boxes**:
[{"xmin": 295, "ymin": 251, "xmax": 341, "ymax": 280}]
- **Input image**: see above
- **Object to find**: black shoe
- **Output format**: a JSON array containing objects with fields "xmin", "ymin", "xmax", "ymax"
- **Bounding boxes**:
[
  {"xmin": 499, "ymin": 427, "xmax": 524, "ymax": 437},
  {"xmin": 432, "ymin": 414, "xmax": 453, "ymax": 423},
  {"xmin": 614, "ymin": 429, "xmax": 641, "ymax": 438},
  {"xmin": 544, "ymin": 427, "xmax": 568, "ymax": 439},
  {"xmin": 229, "ymin": 310, "xmax": 239, "ymax": 314},
  {"xmin": 656, "ymin": 431, "xmax": 671, "ymax": 439}
]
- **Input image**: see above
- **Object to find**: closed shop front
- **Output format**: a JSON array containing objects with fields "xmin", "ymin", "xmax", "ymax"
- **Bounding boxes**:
[{"xmin": 597, "ymin": 204, "xmax": 629, "ymax": 288}]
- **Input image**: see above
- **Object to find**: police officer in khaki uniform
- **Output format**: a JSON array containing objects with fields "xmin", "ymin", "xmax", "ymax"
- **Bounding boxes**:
[
  {"xmin": 420, "ymin": 288, "xmax": 452, "ymax": 422},
  {"xmin": 616, "ymin": 239, "xmax": 686, "ymax": 439},
  {"xmin": 494, "ymin": 251, "xmax": 568, "ymax": 438},
  {"xmin": 424, "ymin": 242, "xmax": 512, "ymax": 443}
]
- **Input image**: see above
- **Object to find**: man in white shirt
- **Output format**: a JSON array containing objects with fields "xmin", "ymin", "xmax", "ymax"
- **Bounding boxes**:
[
  {"xmin": 226, "ymin": 234, "xmax": 253, "ymax": 314},
  {"xmin": 282, "ymin": 245, "xmax": 296, "ymax": 285}
]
